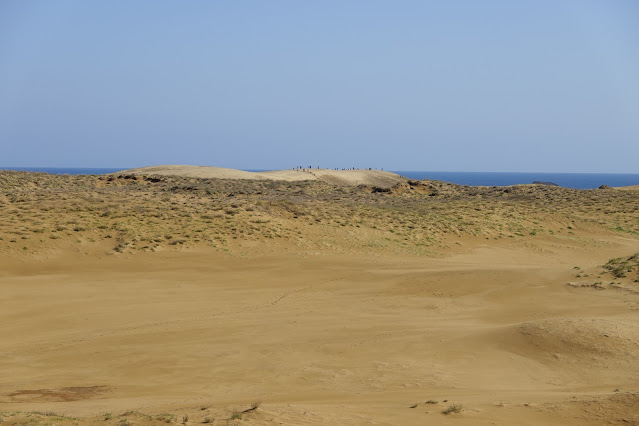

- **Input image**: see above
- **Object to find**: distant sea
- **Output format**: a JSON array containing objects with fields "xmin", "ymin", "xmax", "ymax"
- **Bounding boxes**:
[
  {"xmin": 1, "ymin": 167, "xmax": 127, "ymax": 175},
  {"xmin": 2, "ymin": 167, "xmax": 638, "ymax": 190},
  {"xmin": 392, "ymin": 171, "xmax": 639, "ymax": 190}
]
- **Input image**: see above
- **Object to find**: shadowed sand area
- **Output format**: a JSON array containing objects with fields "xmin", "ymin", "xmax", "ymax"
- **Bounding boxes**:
[{"xmin": 1, "ymin": 168, "xmax": 639, "ymax": 425}]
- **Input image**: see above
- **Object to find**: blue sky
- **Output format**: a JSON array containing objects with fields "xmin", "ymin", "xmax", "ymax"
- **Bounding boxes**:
[{"xmin": 1, "ymin": 1, "xmax": 638, "ymax": 172}]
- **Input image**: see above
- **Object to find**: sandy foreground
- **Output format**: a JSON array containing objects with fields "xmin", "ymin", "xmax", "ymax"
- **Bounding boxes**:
[{"xmin": 1, "ymin": 169, "xmax": 639, "ymax": 425}]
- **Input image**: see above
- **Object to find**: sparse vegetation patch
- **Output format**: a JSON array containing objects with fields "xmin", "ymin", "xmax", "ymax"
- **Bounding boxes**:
[
  {"xmin": 603, "ymin": 253, "xmax": 639, "ymax": 279},
  {"xmin": 0, "ymin": 171, "xmax": 638, "ymax": 259}
]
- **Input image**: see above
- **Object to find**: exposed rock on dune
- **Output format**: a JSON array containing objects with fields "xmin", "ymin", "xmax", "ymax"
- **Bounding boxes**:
[{"xmin": 116, "ymin": 165, "xmax": 407, "ymax": 188}]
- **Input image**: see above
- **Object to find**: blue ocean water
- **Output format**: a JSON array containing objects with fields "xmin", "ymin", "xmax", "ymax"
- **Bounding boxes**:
[
  {"xmin": 0, "ymin": 167, "xmax": 128, "ymax": 175},
  {"xmin": 392, "ymin": 171, "xmax": 639, "ymax": 190},
  {"xmin": 2, "ymin": 167, "xmax": 638, "ymax": 190}
]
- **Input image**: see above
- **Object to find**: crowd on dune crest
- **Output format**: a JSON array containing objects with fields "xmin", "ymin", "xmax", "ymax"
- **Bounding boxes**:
[{"xmin": 292, "ymin": 165, "xmax": 384, "ymax": 172}]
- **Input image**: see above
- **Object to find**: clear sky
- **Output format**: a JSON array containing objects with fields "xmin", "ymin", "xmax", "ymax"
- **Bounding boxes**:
[{"xmin": 1, "ymin": 1, "xmax": 638, "ymax": 172}]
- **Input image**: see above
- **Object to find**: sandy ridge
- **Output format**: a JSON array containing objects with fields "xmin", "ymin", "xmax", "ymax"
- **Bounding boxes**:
[
  {"xmin": 116, "ymin": 165, "xmax": 407, "ymax": 188},
  {"xmin": 2, "ymin": 171, "xmax": 639, "ymax": 425},
  {"xmin": 614, "ymin": 184, "xmax": 639, "ymax": 190}
]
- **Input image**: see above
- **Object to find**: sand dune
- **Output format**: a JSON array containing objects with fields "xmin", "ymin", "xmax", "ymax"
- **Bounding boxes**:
[
  {"xmin": 3, "ymin": 242, "xmax": 639, "ymax": 425},
  {"xmin": 119, "ymin": 165, "xmax": 264, "ymax": 180},
  {"xmin": 1, "ymin": 171, "xmax": 639, "ymax": 425},
  {"xmin": 117, "ymin": 165, "xmax": 407, "ymax": 188},
  {"xmin": 615, "ymin": 184, "xmax": 639, "ymax": 190},
  {"xmin": 517, "ymin": 318, "xmax": 639, "ymax": 366}
]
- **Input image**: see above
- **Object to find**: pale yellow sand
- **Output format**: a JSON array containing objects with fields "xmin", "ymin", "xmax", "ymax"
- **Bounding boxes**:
[
  {"xmin": 615, "ymin": 184, "xmax": 639, "ymax": 190},
  {"xmin": 2, "ymin": 236, "xmax": 639, "ymax": 425},
  {"xmin": 1, "ymin": 170, "xmax": 639, "ymax": 425},
  {"xmin": 118, "ymin": 165, "xmax": 407, "ymax": 188}
]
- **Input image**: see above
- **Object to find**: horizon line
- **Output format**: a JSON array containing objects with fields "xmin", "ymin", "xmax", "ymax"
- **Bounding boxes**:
[{"xmin": 1, "ymin": 166, "xmax": 639, "ymax": 175}]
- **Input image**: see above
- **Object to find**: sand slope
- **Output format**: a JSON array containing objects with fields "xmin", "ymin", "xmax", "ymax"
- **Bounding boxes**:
[
  {"xmin": 615, "ymin": 184, "xmax": 639, "ymax": 190},
  {"xmin": 2, "ymin": 240, "xmax": 639, "ymax": 425},
  {"xmin": 2, "ymin": 171, "xmax": 639, "ymax": 425},
  {"xmin": 117, "ymin": 165, "xmax": 407, "ymax": 188}
]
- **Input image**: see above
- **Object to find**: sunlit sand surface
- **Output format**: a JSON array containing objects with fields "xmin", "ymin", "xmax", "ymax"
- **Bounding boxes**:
[{"xmin": 1, "ymin": 168, "xmax": 638, "ymax": 425}]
